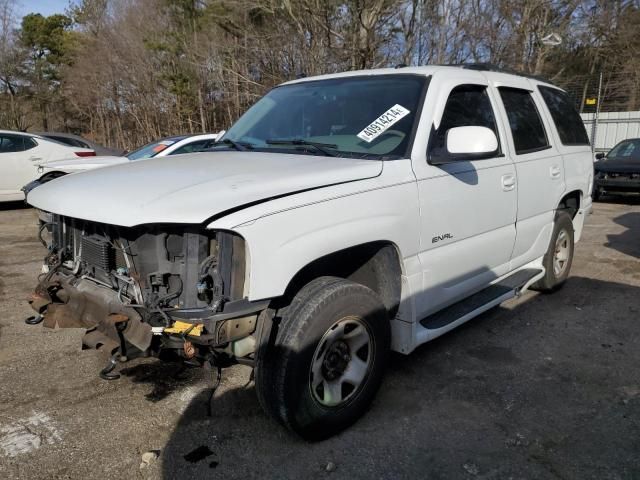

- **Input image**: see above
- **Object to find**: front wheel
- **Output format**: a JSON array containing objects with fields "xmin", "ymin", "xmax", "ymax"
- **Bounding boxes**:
[
  {"xmin": 255, "ymin": 277, "xmax": 390, "ymax": 440},
  {"xmin": 533, "ymin": 211, "xmax": 575, "ymax": 292}
]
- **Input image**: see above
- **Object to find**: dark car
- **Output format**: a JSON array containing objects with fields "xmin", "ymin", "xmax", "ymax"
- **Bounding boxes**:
[
  {"xmin": 33, "ymin": 132, "xmax": 125, "ymax": 157},
  {"xmin": 593, "ymin": 138, "xmax": 640, "ymax": 201}
]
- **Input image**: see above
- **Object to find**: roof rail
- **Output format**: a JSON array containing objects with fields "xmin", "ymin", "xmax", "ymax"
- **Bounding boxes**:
[{"xmin": 438, "ymin": 63, "xmax": 555, "ymax": 85}]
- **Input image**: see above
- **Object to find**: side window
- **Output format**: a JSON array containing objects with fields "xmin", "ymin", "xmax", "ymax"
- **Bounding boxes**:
[
  {"xmin": 498, "ymin": 87, "xmax": 549, "ymax": 154},
  {"xmin": 49, "ymin": 136, "xmax": 75, "ymax": 147},
  {"xmin": 538, "ymin": 86, "xmax": 590, "ymax": 146},
  {"xmin": 0, "ymin": 135, "xmax": 27, "ymax": 153},
  {"xmin": 48, "ymin": 136, "xmax": 88, "ymax": 148},
  {"xmin": 71, "ymin": 139, "xmax": 91, "ymax": 149},
  {"xmin": 24, "ymin": 137, "xmax": 37, "ymax": 151},
  {"xmin": 430, "ymin": 84, "xmax": 500, "ymax": 159},
  {"xmin": 169, "ymin": 140, "xmax": 210, "ymax": 155}
]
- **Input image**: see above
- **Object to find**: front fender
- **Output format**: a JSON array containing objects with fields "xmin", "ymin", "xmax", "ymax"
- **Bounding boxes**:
[{"xmin": 206, "ymin": 161, "xmax": 420, "ymax": 301}]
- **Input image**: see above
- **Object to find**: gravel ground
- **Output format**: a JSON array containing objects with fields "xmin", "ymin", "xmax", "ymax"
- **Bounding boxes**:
[{"xmin": 0, "ymin": 197, "xmax": 639, "ymax": 480}]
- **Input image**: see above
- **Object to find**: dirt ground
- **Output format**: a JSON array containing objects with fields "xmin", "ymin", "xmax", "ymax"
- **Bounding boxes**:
[{"xmin": 0, "ymin": 198, "xmax": 639, "ymax": 480}]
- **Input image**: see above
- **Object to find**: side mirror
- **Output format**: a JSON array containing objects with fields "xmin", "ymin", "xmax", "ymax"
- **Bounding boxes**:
[
  {"xmin": 446, "ymin": 126, "xmax": 498, "ymax": 156},
  {"xmin": 595, "ymin": 152, "xmax": 605, "ymax": 160}
]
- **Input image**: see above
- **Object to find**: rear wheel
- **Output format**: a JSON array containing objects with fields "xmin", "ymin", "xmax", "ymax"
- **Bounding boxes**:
[
  {"xmin": 255, "ymin": 276, "xmax": 390, "ymax": 440},
  {"xmin": 533, "ymin": 211, "xmax": 575, "ymax": 292}
]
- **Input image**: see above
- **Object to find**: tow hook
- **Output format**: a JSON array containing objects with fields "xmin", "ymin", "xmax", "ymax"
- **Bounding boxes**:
[
  {"xmin": 25, "ymin": 314, "xmax": 44, "ymax": 325},
  {"xmin": 99, "ymin": 352, "xmax": 121, "ymax": 380}
]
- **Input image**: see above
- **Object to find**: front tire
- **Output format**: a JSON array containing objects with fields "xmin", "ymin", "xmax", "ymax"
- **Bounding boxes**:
[
  {"xmin": 255, "ymin": 277, "xmax": 390, "ymax": 440},
  {"xmin": 533, "ymin": 211, "xmax": 575, "ymax": 292}
]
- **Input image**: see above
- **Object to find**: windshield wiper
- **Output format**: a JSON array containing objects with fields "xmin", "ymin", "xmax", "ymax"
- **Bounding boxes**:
[
  {"xmin": 265, "ymin": 138, "xmax": 338, "ymax": 157},
  {"xmin": 213, "ymin": 138, "xmax": 254, "ymax": 151}
]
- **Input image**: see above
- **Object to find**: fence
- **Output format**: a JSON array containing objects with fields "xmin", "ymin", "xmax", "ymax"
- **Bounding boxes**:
[
  {"xmin": 560, "ymin": 71, "xmax": 640, "ymax": 153},
  {"xmin": 580, "ymin": 111, "xmax": 640, "ymax": 152}
]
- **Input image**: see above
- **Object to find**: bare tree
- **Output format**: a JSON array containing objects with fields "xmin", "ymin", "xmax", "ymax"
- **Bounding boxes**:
[{"xmin": 1, "ymin": 0, "xmax": 638, "ymax": 147}]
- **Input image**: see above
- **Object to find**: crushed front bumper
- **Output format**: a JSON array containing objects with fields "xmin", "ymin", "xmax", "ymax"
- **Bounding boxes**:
[
  {"xmin": 30, "ymin": 273, "xmax": 151, "ymax": 354},
  {"xmin": 29, "ymin": 272, "xmax": 270, "ymax": 354}
]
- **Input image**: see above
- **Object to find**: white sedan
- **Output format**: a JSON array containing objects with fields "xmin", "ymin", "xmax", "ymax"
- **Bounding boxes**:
[
  {"xmin": 0, "ymin": 130, "xmax": 95, "ymax": 202},
  {"xmin": 37, "ymin": 133, "xmax": 220, "ymax": 177}
]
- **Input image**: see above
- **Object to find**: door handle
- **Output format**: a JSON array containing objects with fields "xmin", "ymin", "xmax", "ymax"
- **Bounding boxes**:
[
  {"xmin": 501, "ymin": 174, "xmax": 516, "ymax": 191},
  {"xmin": 550, "ymin": 165, "xmax": 561, "ymax": 179},
  {"xmin": 29, "ymin": 156, "xmax": 43, "ymax": 162}
]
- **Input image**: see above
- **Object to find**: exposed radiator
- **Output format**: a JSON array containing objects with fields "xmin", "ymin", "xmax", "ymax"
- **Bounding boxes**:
[{"xmin": 80, "ymin": 235, "xmax": 114, "ymax": 272}]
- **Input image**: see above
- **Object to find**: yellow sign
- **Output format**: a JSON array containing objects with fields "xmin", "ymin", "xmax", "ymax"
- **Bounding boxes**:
[{"xmin": 585, "ymin": 98, "xmax": 597, "ymax": 106}]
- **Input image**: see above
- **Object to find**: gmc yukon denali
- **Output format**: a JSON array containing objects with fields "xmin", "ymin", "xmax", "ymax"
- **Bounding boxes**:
[{"xmin": 25, "ymin": 65, "xmax": 593, "ymax": 440}]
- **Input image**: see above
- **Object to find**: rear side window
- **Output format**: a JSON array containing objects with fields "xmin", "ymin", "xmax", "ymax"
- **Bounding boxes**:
[
  {"xmin": 538, "ymin": 86, "xmax": 589, "ymax": 145},
  {"xmin": 430, "ymin": 84, "xmax": 500, "ymax": 158},
  {"xmin": 49, "ymin": 136, "xmax": 90, "ymax": 148},
  {"xmin": 48, "ymin": 136, "xmax": 75, "ymax": 147},
  {"xmin": 499, "ymin": 87, "xmax": 549, "ymax": 154},
  {"xmin": 24, "ymin": 137, "xmax": 37, "ymax": 150}
]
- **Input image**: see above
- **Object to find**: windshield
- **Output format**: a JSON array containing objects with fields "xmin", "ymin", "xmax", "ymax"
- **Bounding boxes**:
[
  {"xmin": 127, "ymin": 139, "xmax": 180, "ymax": 160},
  {"xmin": 608, "ymin": 139, "xmax": 640, "ymax": 160},
  {"xmin": 220, "ymin": 74, "xmax": 428, "ymax": 158}
]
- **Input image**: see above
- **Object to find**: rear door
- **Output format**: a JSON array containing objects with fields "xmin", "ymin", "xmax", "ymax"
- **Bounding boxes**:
[
  {"xmin": 490, "ymin": 75, "xmax": 565, "ymax": 269},
  {"xmin": 412, "ymin": 73, "xmax": 517, "ymax": 318},
  {"xmin": 536, "ymin": 84, "xmax": 592, "ymax": 239},
  {"xmin": 0, "ymin": 134, "xmax": 41, "ymax": 198}
]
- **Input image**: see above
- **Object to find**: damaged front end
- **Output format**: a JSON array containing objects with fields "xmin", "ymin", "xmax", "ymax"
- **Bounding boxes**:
[{"xmin": 30, "ymin": 214, "xmax": 268, "ymax": 375}]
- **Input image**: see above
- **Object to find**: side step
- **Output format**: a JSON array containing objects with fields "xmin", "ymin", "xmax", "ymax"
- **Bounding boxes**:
[{"xmin": 420, "ymin": 268, "xmax": 542, "ymax": 330}]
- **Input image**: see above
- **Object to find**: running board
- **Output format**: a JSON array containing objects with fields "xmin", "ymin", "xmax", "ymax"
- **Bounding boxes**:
[{"xmin": 420, "ymin": 268, "xmax": 543, "ymax": 330}]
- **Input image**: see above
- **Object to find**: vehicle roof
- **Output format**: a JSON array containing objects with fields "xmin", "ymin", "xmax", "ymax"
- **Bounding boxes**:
[
  {"xmin": 162, "ymin": 134, "xmax": 190, "ymax": 142},
  {"xmin": 34, "ymin": 132, "xmax": 88, "ymax": 140},
  {"xmin": 171, "ymin": 133, "xmax": 219, "ymax": 141},
  {"xmin": 283, "ymin": 64, "xmax": 558, "ymax": 89},
  {"xmin": 0, "ymin": 129, "xmax": 36, "ymax": 137}
]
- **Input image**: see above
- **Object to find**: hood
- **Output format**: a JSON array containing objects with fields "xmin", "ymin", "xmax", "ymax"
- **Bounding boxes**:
[
  {"xmin": 27, "ymin": 151, "xmax": 382, "ymax": 227},
  {"xmin": 595, "ymin": 157, "xmax": 640, "ymax": 174},
  {"xmin": 41, "ymin": 155, "xmax": 127, "ymax": 173}
]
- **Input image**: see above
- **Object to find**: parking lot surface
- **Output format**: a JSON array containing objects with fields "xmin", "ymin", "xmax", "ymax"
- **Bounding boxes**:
[{"xmin": 0, "ymin": 199, "xmax": 639, "ymax": 479}]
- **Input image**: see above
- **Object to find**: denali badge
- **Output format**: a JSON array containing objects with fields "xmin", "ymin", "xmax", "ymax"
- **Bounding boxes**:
[{"xmin": 432, "ymin": 233, "xmax": 453, "ymax": 243}]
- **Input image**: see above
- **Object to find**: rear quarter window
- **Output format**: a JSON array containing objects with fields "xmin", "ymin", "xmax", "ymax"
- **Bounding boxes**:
[
  {"xmin": 538, "ymin": 86, "xmax": 590, "ymax": 146},
  {"xmin": 48, "ymin": 136, "xmax": 76, "ymax": 147},
  {"xmin": 24, "ymin": 137, "xmax": 37, "ymax": 150}
]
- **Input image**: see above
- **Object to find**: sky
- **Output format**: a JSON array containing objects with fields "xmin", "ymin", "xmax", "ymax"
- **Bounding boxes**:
[{"xmin": 17, "ymin": 0, "xmax": 71, "ymax": 18}]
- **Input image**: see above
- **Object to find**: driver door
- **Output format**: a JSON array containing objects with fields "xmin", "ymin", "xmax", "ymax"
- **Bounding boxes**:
[{"xmin": 413, "ymin": 79, "xmax": 517, "ymax": 318}]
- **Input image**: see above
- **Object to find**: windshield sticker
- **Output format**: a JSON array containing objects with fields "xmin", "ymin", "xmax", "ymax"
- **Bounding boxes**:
[
  {"xmin": 357, "ymin": 104, "xmax": 411, "ymax": 143},
  {"xmin": 159, "ymin": 140, "xmax": 176, "ymax": 146}
]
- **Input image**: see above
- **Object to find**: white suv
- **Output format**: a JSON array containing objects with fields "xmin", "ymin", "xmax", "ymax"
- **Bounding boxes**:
[{"xmin": 26, "ymin": 65, "xmax": 593, "ymax": 440}]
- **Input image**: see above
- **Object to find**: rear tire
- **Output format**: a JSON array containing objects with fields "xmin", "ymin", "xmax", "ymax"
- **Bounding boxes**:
[
  {"xmin": 255, "ymin": 276, "xmax": 390, "ymax": 440},
  {"xmin": 533, "ymin": 211, "xmax": 574, "ymax": 292}
]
